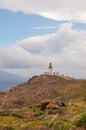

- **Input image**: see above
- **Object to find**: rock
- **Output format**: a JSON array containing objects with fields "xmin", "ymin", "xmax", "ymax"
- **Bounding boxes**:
[{"xmin": 38, "ymin": 101, "xmax": 50, "ymax": 110}]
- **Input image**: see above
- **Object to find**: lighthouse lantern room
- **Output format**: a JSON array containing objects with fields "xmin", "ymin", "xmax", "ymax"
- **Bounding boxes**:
[{"xmin": 48, "ymin": 63, "xmax": 53, "ymax": 75}]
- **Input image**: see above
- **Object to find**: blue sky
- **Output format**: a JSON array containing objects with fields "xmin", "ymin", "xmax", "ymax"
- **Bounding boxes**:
[
  {"xmin": 1, "ymin": 9, "xmax": 86, "ymax": 47},
  {"xmin": 0, "ymin": 9, "xmax": 59, "ymax": 47},
  {"xmin": 0, "ymin": 0, "xmax": 86, "ymax": 79}
]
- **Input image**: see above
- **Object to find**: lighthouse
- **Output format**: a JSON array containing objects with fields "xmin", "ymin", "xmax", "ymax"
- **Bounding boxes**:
[
  {"xmin": 44, "ymin": 62, "xmax": 60, "ymax": 76},
  {"xmin": 48, "ymin": 63, "xmax": 53, "ymax": 75}
]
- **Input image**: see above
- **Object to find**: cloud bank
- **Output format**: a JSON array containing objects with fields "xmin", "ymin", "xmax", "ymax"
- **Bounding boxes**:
[
  {"xmin": 0, "ymin": 23, "xmax": 86, "ymax": 78},
  {"xmin": 0, "ymin": 0, "xmax": 86, "ymax": 22}
]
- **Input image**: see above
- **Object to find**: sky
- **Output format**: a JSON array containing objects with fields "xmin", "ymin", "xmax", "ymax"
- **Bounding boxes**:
[{"xmin": 0, "ymin": 0, "xmax": 86, "ymax": 79}]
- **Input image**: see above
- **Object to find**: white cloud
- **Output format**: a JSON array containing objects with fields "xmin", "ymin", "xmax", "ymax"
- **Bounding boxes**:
[
  {"xmin": 0, "ymin": 0, "xmax": 86, "ymax": 22},
  {"xmin": 17, "ymin": 23, "xmax": 77, "ymax": 56},
  {"xmin": 32, "ymin": 26, "xmax": 58, "ymax": 30},
  {"xmin": 0, "ymin": 45, "xmax": 50, "ymax": 69},
  {"xmin": 17, "ymin": 23, "xmax": 86, "ymax": 78},
  {"xmin": 0, "ymin": 23, "xmax": 86, "ymax": 78}
]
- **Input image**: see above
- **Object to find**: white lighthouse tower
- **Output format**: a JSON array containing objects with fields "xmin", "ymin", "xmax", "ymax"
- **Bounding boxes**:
[{"xmin": 48, "ymin": 63, "xmax": 53, "ymax": 75}]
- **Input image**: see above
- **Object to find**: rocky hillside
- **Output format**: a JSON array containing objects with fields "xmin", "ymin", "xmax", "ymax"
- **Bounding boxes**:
[
  {"xmin": 0, "ymin": 74, "xmax": 86, "ymax": 130},
  {"xmin": 0, "ymin": 74, "xmax": 86, "ymax": 108}
]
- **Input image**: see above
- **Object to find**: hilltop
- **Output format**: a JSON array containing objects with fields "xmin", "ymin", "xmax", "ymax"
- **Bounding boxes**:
[
  {"xmin": 0, "ymin": 74, "xmax": 86, "ymax": 130},
  {"xmin": 0, "ymin": 74, "xmax": 85, "ymax": 108}
]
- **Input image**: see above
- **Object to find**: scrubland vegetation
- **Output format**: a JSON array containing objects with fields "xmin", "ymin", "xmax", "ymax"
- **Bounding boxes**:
[{"xmin": 0, "ymin": 76, "xmax": 86, "ymax": 130}]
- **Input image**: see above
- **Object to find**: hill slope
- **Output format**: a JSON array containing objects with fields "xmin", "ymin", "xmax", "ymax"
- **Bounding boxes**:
[
  {"xmin": 0, "ymin": 74, "xmax": 86, "ymax": 108},
  {"xmin": 0, "ymin": 74, "xmax": 86, "ymax": 130}
]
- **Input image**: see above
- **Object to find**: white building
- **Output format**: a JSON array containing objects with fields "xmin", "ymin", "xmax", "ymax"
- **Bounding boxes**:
[{"xmin": 44, "ymin": 63, "xmax": 59, "ymax": 76}]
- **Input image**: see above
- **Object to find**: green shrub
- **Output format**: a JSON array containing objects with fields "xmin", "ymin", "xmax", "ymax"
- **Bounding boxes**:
[
  {"xmin": 0, "ymin": 110, "xmax": 23, "ymax": 119},
  {"xmin": 0, "ymin": 111, "xmax": 10, "ymax": 116},
  {"xmin": 33, "ymin": 111, "xmax": 44, "ymax": 117},
  {"xmin": 53, "ymin": 119, "xmax": 65, "ymax": 130},
  {"xmin": 43, "ymin": 120, "xmax": 51, "ymax": 126},
  {"xmin": 0, "ymin": 125, "xmax": 15, "ymax": 130},
  {"xmin": 4, "ymin": 125, "xmax": 15, "ymax": 130},
  {"xmin": 28, "ymin": 104, "xmax": 38, "ymax": 112},
  {"xmin": 64, "ymin": 123, "xmax": 76, "ymax": 130},
  {"xmin": 72, "ymin": 112, "xmax": 86, "ymax": 128},
  {"xmin": 12, "ymin": 112, "xmax": 23, "ymax": 119},
  {"xmin": 52, "ymin": 119, "xmax": 76, "ymax": 130}
]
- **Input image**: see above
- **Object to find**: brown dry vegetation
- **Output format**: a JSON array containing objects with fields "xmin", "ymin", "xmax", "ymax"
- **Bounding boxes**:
[
  {"xmin": 0, "ymin": 75, "xmax": 86, "ymax": 108},
  {"xmin": 0, "ymin": 75, "xmax": 86, "ymax": 130}
]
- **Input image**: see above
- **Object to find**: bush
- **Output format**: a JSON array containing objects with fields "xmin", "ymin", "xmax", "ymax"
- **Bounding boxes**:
[
  {"xmin": 52, "ymin": 119, "xmax": 76, "ymax": 130},
  {"xmin": 28, "ymin": 104, "xmax": 38, "ymax": 112},
  {"xmin": 0, "ymin": 125, "xmax": 15, "ymax": 130},
  {"xmin": 0, "ymin": 110, "xmax": 23, "ymax": 119},
  {"xmin": 53, "ymin": 119, "xmax": 65, "ymax": 130},
  {"xmin": 0, "ymin": 111, "xmax": 10, "ymax": 116},
  {"xmin": 64, "ymin": 123, "xmax": 76, "ymax": 130},
  {"xmin": 72, "ymin": 112, "xmax": 86, "ymax": 129},
  {"xmin": 4, "ymin": 125, "xmax": 15, "ymax": 130},
  {"xmin": 12, "ymin": 112, "xmax": 23, "ymax": 119},
  {"xmin": 33, "ymin": 111, "xmax": 44, "ymax": 117}
]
